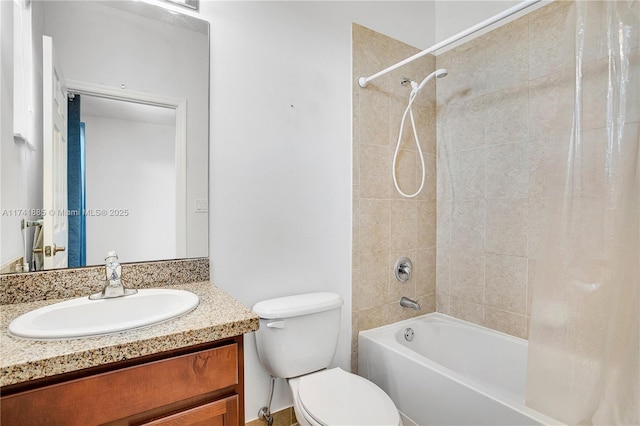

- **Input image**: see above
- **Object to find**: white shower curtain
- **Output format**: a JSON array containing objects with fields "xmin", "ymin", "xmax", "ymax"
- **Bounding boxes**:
[{"xmin": 526, "ymin": 1, "xmax": 639, "ymax": 425}]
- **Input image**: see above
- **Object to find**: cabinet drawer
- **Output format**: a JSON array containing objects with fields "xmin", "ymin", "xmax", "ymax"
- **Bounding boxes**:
[
  {"xmin": 1, "ymin": 343, "xmax": 238, "ymax": 426},
  {"xmin": 141, "ymin": 395, "xmax": 238, "ymax": 426}
]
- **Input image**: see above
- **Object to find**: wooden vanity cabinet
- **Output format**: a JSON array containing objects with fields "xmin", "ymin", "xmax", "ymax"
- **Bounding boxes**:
[{"xmin": 0, "ymin": 337, "xmax": 245, "ymax": 426}]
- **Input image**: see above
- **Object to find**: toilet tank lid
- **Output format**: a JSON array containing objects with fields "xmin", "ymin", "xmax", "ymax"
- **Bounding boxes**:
[{"xmin": 252, "ymin": 292, "xmax": 343, "ymax": 319}]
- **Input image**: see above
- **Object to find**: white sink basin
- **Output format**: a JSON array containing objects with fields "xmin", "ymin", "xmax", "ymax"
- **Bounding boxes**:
[{"xmin": 8, "ymin": 289, "xmax": 199, "ymax": 340}]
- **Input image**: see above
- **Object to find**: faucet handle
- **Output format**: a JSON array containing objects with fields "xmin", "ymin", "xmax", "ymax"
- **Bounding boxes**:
[
  {"xmin": 105, "ymin": 250, "xmax": 122, "ymax": 281},
  {"xmin": 394, "ymin": 257, "xmax": 413, "ymax": 282},
  {"xmin": 89, "ymin": 250, "xmax": 136, "ymax": 299}
]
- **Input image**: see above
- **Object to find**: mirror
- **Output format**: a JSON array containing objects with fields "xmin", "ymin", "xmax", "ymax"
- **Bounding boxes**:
[{"xmin": 1, "ymin": 1, "xmax": 209, "ymax": 273}]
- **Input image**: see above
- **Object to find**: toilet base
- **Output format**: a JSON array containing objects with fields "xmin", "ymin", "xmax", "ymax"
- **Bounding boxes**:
[
  {"xmin": 287, "ymin": 375, "xmax": 317, "ymax": 426},
  {"xmin": 286, "ymin": 368, "xmax": 403, "ymax": 426}
]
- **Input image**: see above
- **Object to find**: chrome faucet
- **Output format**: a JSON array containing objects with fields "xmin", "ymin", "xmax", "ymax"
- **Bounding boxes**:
[
  {"xmin": 400, "ymin": 296, "xmax": 420, "ymax": 311},
  {"xmin": 89, "ymin": 251, "xmax": 137, "ymax": 300}
]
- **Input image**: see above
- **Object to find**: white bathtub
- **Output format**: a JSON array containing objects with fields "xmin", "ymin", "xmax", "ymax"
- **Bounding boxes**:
[{"xmin": 358, "ymin": 313, "xmax": 561, "ymax": 426}]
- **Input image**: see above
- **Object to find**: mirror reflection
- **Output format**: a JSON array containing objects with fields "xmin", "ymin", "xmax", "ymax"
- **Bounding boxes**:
[{"xmin": 1, "ymin": 1, "xmax": 209, "ymax": 274}]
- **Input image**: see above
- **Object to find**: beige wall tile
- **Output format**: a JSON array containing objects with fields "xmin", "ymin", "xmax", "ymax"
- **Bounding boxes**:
[
  {"xmin": 581, "ymin": 1, "xmax": 611, "ymax": 64},
  {"xmin": 452, "ymin": 148, "xmax": 486, "ymax": 200},
  {"xmin": 352, "ymin": 186, "xmax": 361, "ymax": 269},
  {"xmin": 356, "ymin": 305, "xmax": 390, "ymax": 332},
  {"xmin": 436, "ymin": 200, "xmax": 451, "ymax": 248},
  {"xmin": 485, "ymin": 253, "xmax": 528, "ymax": 314},
  {"xmin": 360, "ymin": 144, "xmax": 393, "ymax": 199},
  {"xmin": 580, "ymin": 1, "xmax": 640, "ymax": 63},
  {"xmin": 450, "ymin": 297, "xmax": 485, "ymax": 326},
  {"xmin": 417, "ymin": 153, "xmax": 437, "ymax": 201},
  {"xmin": 528, "ymin": 1, "xmax": 575, "ymax": 80},
  {"xmin": 436, "ymin": 291, "xmax": 451, "ymax": 315},
  {"xmin": 486, "ymin": 198, "xmax": 528, "ymax": 256},
  {"xmin": 417, "ymin": 200, "xmax": 437, "ymax": 249},
  {"xmin": 436, "ymin": 143, "xmax": 454, "ymax": 203},
  {"xmin": 352, "ymin": 23, "xmax": 437, "ymax": 365},
  {"xmin": 484, "ymin": 85, "xmax": 529, "ymax": 146},
  {"xmin": 434, "ymin": 0, "xmax": 637, "ymax": 343},
  {"xmin": 449, "ymin": 250, "xmax": 485, "ymax": 304},
  {"xmin": 353, "ymin": 114, "xmax": 361, "ymax": 186},
  {"xmin": 359, "ymin": 88, "xmax": 389, "ymax": 146},
  {"xmin": 415, "ymin": 103, "xmax": 437, "ymax": 155},
  {"xmin": 527, "ymin": 198, "xmax": 547, "ymax": 260},
  {"xmin": 436, "ymin": 37, "xmax": 487, "ymax": 101},
  {"xmin": 434, "ymin": 2, "xmax": 580, "ymax": 340},
  {"xmin": 528, "ymin": 132, "xmax": 578, "ymax": 199},
  {"xmin": 436, "ymin": 245, "xmax": 451, "ymax": 294},
  {"xmin": 420, "ymin": 293, "xmax": 437, "ymax": 313},
  {"xmin": 359, "ymin": 198, "xmax": 390, "ymax": 254},
  {"xmin": 485, "ymin": 18, "xmax": 529, "ymax": 94},
  {"xmin": 528, "ymin": 71, "xmax": 575, "ymax": 140},
  {"xmin": 484, "ymin": 307, "xmax": 528, "ymax": 339},
  {"xmin": 442, "ymin": 97, "xmax": 485, "ymax": 152},
  {"xmin": 355, "ymin": 253, "xmax": 388, "ymax": 311},
  {"xmin": 486, "ymin": 142, "xmax": 528, "ymax": 199},
  {"xmin": 390, "ymin": 200, "xmax": 418, "ymax": 251},
  {"xmin": 352, "ymin": 24, "xmax": 388, "ymax": 76},
  {"xmin": 414, "ymin": 247, "xmax": 437, "ymax": 297},
  {"xmin": 451, "ymin": 199, "xmax": 486, "ymax": 251}
]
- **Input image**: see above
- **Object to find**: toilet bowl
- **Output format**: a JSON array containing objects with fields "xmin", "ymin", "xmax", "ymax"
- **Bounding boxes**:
[
  {"xmin": 288, "ymin": 368, "xmax": 401, "ymax": 426},
  {"xmin": 252, "ymin": 292, "xmax": 402, "ymax": 426}
]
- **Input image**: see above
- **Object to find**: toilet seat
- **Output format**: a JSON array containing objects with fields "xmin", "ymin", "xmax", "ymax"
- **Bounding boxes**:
[{"xmin": 295, "ymin": 368, "xmax": 401, "ymax": 426}]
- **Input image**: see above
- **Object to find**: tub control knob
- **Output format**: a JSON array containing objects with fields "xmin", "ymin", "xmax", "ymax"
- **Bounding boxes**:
[{"xmin": 394, "ymin": 257, "xmax": 413, "ymax": 282}]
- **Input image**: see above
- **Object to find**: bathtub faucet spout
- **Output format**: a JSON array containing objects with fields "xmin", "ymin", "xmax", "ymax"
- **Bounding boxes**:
[{"xmin": 400, "ymin": 296, "xmax": 420, "ymax": 311}]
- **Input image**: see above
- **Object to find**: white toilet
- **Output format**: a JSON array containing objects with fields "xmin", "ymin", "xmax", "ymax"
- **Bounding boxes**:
[{"xmin": 252, "ymin": 292, "xmax": 402, "ymax": 426}]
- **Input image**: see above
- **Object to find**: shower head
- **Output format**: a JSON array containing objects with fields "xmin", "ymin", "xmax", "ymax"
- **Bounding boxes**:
[{"xmin": 414, "ymin": 68, "xmax": 448, "ymax": 95}]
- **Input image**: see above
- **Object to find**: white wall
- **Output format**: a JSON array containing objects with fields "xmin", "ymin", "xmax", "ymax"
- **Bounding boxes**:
[
  {"xmin": 435, "ymin": 0, "xmax": 519, "ymax": 42},
  {"xmin": 434, "ymin": 0, "xmax": 550, "ymax": 53},
  {"xmin": 202, "ymin": 1, "xmax": 435, "ymax": 421},
  {"xmin": 1, "ymin": 1, "xmax": 43, "ymax": 270},
  {"xmin": 0, "ymin": 0, "xmax": 20, "ymax": 267},
  {"xmin": 84, "ymin": 112, "xmax": 176, "ymax": 265}
]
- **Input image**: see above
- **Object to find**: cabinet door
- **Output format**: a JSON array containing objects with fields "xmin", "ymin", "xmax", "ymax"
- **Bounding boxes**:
[
  {"xmin": 141, "ymin": 395, "xmax": 238, "ymax": 426},
  {"xmin": 1, "ymin": 344, "xmax": 238, "ymax": 425}
]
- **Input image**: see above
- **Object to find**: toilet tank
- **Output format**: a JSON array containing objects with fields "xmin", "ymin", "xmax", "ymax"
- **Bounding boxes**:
[{"xmin": 252, "ymin": 292, "xmax": 343, "ymax": 379}]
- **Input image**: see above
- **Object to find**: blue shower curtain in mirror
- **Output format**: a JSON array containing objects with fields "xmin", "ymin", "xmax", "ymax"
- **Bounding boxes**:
[{"xmin": 67, "ymin": 95, "xmax": 86, "ymax": 267}]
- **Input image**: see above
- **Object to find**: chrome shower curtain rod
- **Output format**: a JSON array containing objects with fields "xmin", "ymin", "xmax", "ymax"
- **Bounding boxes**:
[{"xmin": 358, "ymin": 0, "xmax": 543, "ymax": 88}]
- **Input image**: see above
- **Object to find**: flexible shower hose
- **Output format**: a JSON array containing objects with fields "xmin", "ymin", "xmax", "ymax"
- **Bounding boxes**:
[{"xmin": 392, "ymin": 90, "xmax": 426, "ymax": 198}]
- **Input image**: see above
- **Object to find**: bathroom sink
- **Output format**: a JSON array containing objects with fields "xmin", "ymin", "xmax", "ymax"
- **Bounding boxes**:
[{"xmin": 8, "ymin": 289, "xmax": 199, "ymax": 340}]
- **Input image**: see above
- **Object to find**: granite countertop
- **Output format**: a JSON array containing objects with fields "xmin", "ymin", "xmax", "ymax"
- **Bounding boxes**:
[{"xmin": 0, "ymin": 281, "xmax": 259, "ymax": 387}]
